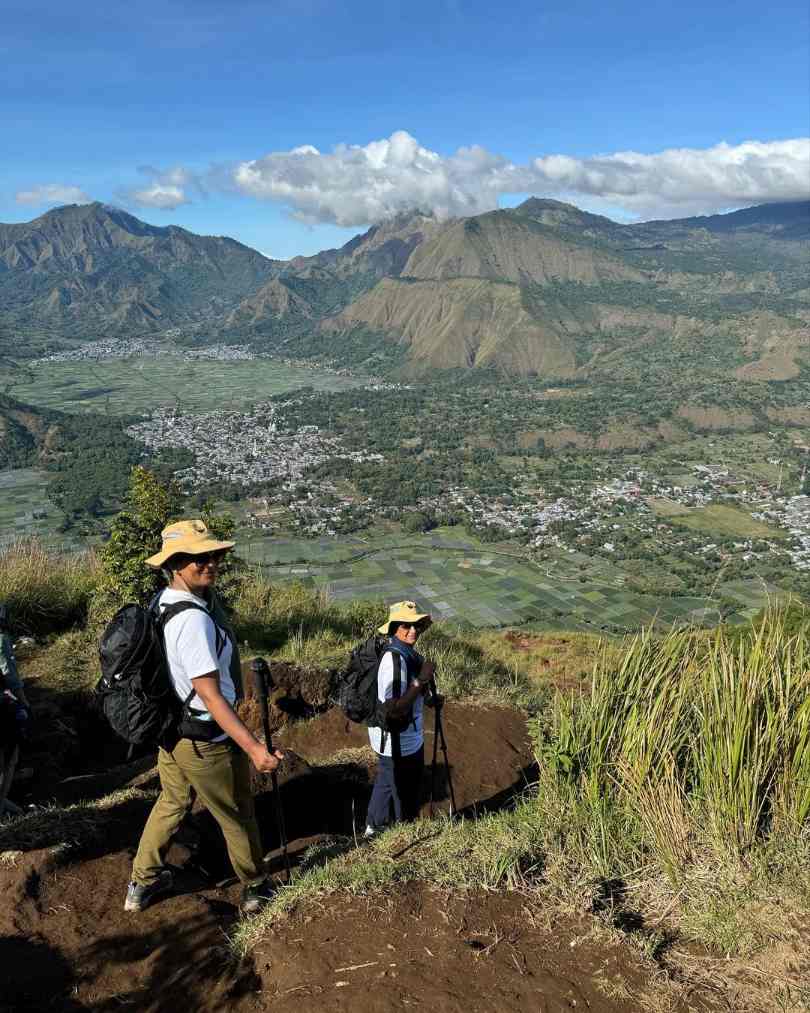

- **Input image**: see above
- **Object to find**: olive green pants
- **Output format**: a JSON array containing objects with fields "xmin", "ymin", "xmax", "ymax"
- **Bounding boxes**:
[{"xmin": 131, "ymin": 738, "xmax": 265, "ymax": 887}]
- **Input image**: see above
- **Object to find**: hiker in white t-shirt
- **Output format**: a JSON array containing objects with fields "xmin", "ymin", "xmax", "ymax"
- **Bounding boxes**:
[
  {"xmin": 365, "ymin": 601, "xmax": 435, "ymax": 835},
  {"xmin": 126, "ymin": 520, "xmax": 283, "ymax": 915}
]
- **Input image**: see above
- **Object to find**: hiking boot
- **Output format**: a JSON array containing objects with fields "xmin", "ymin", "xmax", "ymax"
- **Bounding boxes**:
[
  {"xmin": 240, "ymin": 878, "xmax": 274, "ymax": 915},
  {"xmin": 124, "ymin": 869, "xmax": 173, "ymax": 912},
  {"xmin": 363, "ymin": 825, "xmax": 377, "ymax": 839}
]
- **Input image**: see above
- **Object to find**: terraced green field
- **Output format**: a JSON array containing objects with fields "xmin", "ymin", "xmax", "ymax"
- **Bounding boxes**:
[
  {"xmin": 2, "ymin": 358, "xmax": 364, "ymax": 416},
  {"xmin": 0, "ymin": 469, "xmax": 87, "ymax": 550},
  {"xmin": 0, "ymin": 481, "xmax": 778, "ymax": 631},
  {"xmin": 239, "ymin": 527, "xmax": 773, "ymax": 633}
]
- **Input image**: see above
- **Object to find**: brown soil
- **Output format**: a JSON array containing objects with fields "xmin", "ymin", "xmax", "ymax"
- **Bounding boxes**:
[
  {"xmin": 676, "ymin": 405, "xmax": 756, "ymax": 432},
  {"xmin": 0, "ymin": 842, "xmax": 256, "ymax": 1013},
  {"xmin": 0, "ymin": 664, "xmax": 706, "ymax": 1012},
  {"xmin": 276, "ymin": 701, "xmax": 535, "ymax": 818},
  {"xmin": 0, "ymin": 847, "xmax": 665, "ymax": 1013},
  {"xmin": 501, "ymin": 631, "xmax": 599, "ymax": 692},
  {"xmin": 250, "ymin": 886, "xmax": 657, "ymax": 1013}
]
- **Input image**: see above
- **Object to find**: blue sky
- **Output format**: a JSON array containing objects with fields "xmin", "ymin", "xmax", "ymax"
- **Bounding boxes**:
[{"xmin": 2, "ymin": 0, "xmax": 808, "ymax": 258}]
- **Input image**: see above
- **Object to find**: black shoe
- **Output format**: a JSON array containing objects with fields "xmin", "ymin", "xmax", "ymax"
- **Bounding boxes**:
[
  {"xmin": 240, "ymin": 878, "xmax": 274, "ymax": 915},
  {"xmin": 124, "ymin": 869, "xmax": 173, "ymax": 912}
]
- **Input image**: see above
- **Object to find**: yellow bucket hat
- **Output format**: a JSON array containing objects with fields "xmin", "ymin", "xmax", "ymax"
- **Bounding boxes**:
[
  {"xmin": 378, "ymin": 600, "xmax": 432, "ymax": 636},
  {"xmin": 145, "ymin": 519, "xmax": 235, "ymax": 569}
]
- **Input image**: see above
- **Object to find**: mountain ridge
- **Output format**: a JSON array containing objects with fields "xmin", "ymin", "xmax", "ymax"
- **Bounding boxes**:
[
  {"xmin": 0, "ymin": 202, "xmax": 279, "ymax": 348},
  {"xmin": 2, "ymin": 198, "xmax": 808, "ymax": 376}
]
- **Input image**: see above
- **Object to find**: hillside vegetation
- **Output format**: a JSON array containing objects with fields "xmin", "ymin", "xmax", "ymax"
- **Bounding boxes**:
[{"xmin": 2, "ymin": 485, "xmax": 809, "ymax": 1008}]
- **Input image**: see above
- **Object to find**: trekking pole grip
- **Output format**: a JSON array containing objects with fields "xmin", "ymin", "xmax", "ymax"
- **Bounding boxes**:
[
  {"xmin": 250, "ymin": 657, "xmax": 274, "ymax": 749},
  {"xmin": 251, "ymin": 657, "xmax": 269, "ymax": 701}
]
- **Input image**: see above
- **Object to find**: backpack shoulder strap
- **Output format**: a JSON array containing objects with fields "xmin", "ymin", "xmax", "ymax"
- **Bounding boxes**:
[
  {"xmin": 390, "ymin": 652, "xmax": 403, "ymax": 760},
  {"xmin": 157, "ymin": 601, "xmax": 224, "ymax": 718},
  {"xmin": 158, "ymin": 601, "xmax": 226, "ymax": 657},
  {"xmin": 379, "ymin": 649, "xmax": 403, "ymax": 756}
]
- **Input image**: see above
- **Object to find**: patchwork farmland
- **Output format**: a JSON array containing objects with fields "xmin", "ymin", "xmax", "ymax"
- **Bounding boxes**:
[
  {"xmin": 2, "ymin": 357, "xmax": 364, "ymax": 416},
  {"xmin": 239, "ymin": 527, "xmax": 774, "ymax": 633},
  {"xmin": 0, "ymin": 469, "xmax": 87, "ymax": 551}
]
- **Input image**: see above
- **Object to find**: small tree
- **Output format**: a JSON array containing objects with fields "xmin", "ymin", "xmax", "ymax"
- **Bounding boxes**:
[
  {"xmin": 94, "ymin": 466, "xmax": 183, "ymax": 614},
  {"xmin": 94, "ymin": 467, "xmax": 239, "ymax": 618}
]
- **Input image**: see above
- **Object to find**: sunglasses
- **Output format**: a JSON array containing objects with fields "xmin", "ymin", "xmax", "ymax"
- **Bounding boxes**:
[
  {"xmin": 398, "ymin": 621, "xmax": 426, "ymax": 630},
  {"xmin": 191, "ymin": 551, "xmax": 227, "ymax": 567}
]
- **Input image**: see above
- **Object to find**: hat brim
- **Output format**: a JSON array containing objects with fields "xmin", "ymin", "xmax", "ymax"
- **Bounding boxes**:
[
  {"xmin": 377, "ymin": 613, "xmax": 432, "ymax": 635},
  {"xmin": 145, "ymin": 538, "xmax": 235, "ymax": 569}
]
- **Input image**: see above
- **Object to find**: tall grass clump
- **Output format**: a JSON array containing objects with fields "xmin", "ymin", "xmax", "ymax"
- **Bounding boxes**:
[
  {"xmin": 0, "ymin": 540, "xmax": 99, "ymax": 635},
  {"xmin": 542, "ymin": 607, "xmax": 810, "ymax": 881}
]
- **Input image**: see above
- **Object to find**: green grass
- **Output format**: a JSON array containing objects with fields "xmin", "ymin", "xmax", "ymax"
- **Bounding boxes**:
[
  {"xmin": 670, "ymin": 503, "xmax": 784, "ymax": 540},
  {"xmin": 545, "ymin": 607, "xmax": 810, "ymax": 855},
  {"xmin": 5, "ymin": 535, "xmax": 810, "ymax": 1002},
  {"xmin": 231, "ymin": 604, "xmax": 810, "ymax": 1007},
  {"xmin": 2, "ymin": 357, "xmax": 365, "ymax": 416},
  {"xmin": 0, "ymin": 540, "xmax": 98, "ymax": 636},
  {"xmin": 0, "ymin": 787, "xmax": 157, "ymax": 857}
]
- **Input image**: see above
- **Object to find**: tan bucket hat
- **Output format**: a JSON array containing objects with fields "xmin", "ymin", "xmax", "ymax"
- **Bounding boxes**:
[
  {"xmin": 378, "ymin": 600, "xmax": 432, "ymax": 635},
  {"xmin": 145, "ymin": 519, "xmax": 235, "ymax": 569}
]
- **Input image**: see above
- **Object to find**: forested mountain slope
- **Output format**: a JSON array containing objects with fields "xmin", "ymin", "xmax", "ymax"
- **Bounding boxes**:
[
  {"xmin": 0, "ymin": 203, "xmax": 278, "ymax": 351},
  {"xmin": 2, "ymin": 199, "xmax": 808, "ymax": 377}
]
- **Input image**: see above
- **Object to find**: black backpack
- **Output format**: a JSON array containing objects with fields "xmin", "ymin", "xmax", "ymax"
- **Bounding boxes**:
[
  {"xmin": 96, "ymin": 599, "xmax": 225, "ymax": 750},
  {"xmin": 334, "ymin": 635, "xmax": 395, "ymax": 728},
  {"xmin": 333, "ymin": 635, "xmax": 411, "ymax": 748}
]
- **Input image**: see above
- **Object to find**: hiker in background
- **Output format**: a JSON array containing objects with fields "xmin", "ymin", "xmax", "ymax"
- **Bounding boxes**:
[
  {"xmin": 365, "ymin": 601, "xmax": 435, "ymax": 837},
  {"xmin": 125, "ymin": 521, "xmax": 283, "ymax": 915},
  {"xmin": 0, "ymin": 604, "xmax": 30, "ymax": 818}
]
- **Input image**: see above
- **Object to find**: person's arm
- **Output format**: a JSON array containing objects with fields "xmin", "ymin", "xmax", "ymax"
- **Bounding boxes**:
[
  {"xmin": 380, "ymin": 652, "xmax": 428, "ymax": 722},
  {"xmin": 193, "ymin": 674, "xmax": 282, "ymax": 773},
  {"xmin": 171, "ymin": 612, "xmax": 280, "ymax": 772}
]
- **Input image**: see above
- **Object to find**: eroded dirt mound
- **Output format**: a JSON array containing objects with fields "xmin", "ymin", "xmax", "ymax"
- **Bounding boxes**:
[
  {"xmin": 252, "ymin": 886, "xmax": 652, "ymax": 1013},
  {"xmin": 0, "ymin": 842, "xmax": 256, "ymax": 1013},
  {"xmin": 0, "ymin": 852, "xmax": 668, "ymax": 1013},
  {"xmin": 276, "ymin": 700, "xmax": 536, "ymax": 817},
  {"xmin": 0, "ymin": 680, "xmax": 720, "ymax": 1013},
  {"xmin": 238, "ymin": 659, "xmax": 333, "ymax": 737}
]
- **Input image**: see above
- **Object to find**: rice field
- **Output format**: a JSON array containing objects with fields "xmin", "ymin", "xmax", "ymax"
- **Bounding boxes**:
[
  {"xmin": 238, "ymin": 527, "xmax": 773, "ymax": 633},
  {"xmin": 0, "ymin": 464, "xmax": 781, "ymax": 633},
  {"xmin": 3, "ymin": 357, "xmax": 365, "ymax": 416},
  {"xmin": 0, "ymin": 469, "xmax": 86, "ymax": 551}
]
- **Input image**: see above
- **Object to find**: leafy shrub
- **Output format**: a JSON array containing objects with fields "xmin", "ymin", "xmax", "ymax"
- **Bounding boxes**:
[{"xmin": 93, "ymin": 466, "xmax": 236, "ymax": 617}]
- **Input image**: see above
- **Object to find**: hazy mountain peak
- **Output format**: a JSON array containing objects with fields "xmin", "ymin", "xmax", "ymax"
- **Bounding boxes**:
[{"xmin": 513, "ymin": 197, "xmax": 618, "ymax": 231}]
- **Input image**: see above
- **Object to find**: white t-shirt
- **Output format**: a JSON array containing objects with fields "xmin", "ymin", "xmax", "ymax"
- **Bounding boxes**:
[
  {"xmin": 159, "ymin": 588, "xmax": 234, "ymax": 743},
  {"xmin": 368, "ymin": 649, "xmax": 424, "ymax": 757}
]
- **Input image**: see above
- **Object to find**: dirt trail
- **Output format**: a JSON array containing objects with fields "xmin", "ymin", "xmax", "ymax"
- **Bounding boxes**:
[
  {"xmin": 1, "ymin": 846, "xmax": 654, "ymax": 1012},
  {"xmin": 0, "ymin": 663, "xmax": 680, "ymax": 1012},
  {"xmin": 251, "ymin": 887, "xmax": 653, "ymax": 1013},
  {"xmin": 274, "ymin": 701, "xmax": 536, "ymax": 817}
]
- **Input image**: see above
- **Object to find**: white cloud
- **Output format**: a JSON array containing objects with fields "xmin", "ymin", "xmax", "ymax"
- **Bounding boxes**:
[
  {"xmin": 15, "ymin": 183, "xmax": 91, "ymax": 206},
  {"xmin": 120, "ymin": 166, "xmax": 198, "ymax": 210},
  {"xmin": 231, "ymin": 131, "xmax": 522, "ymax": 225},
  {"xmin": 227, "ymin": 132, "xmax": 810, "ymax": 226},
  {"xmin": 530, "ymin": 139, "xmax": 810, "ymax": 218}
]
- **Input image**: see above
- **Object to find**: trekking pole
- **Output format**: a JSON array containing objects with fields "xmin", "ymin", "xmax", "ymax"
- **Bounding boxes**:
[
  {"xmin": 250, "ymin": 658, "xmax": 292, "ymax": 882},
  {"xmin": 430, "ymin": 678, "xmax": 457, "ymax": 817},
  {"xmin": 429, "ymin": 696, "xmax": 441, "ymax": 817}
]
